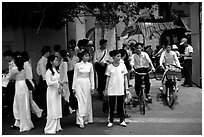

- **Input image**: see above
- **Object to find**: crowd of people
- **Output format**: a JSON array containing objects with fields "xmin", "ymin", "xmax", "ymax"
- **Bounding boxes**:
[{"xmin": 2, "ymin": 37, "xmax": 193, "ymax": 133}]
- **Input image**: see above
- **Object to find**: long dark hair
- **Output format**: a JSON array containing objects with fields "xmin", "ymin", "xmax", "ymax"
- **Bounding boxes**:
[
  {"xmin": 21, "ymin": 51, "xmax": 30, "ymax": 62},
  {"xmin": 14, "ymin": 55, "xmax": 24, "ymax": 71},
  {"xmin": 59, "ymin": 50, "xmax": 68, "ymax": 62},
  {"xmin": 46, "ymin": 55, "xmax": 57, "ymax": 75}
]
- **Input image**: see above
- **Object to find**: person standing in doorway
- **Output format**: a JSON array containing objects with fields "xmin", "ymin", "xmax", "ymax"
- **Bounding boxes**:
[
  {"xmin": 36, "ymin": 46, "xmax": 51, "ymax": 115},
  {"xmin": 93, "ymin": 39, "xmax": 111, "ymax": 100},
  {"xmin": 67, "ymin": 47, "xmax": 79, "ymax": 106},
  {"xmin": 180, "ymin": 38, "xmax": 193, "ymax": 87}
]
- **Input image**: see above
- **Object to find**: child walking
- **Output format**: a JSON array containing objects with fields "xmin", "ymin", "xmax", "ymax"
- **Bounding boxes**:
[{"xmin": 104, "ymin": 50, "xmax": 129, "ymax": 127}]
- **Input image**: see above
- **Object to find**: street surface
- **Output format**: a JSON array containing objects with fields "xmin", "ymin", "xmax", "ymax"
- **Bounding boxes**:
[{"xmin": 2, "ymin": 78, "xmax": 202, "ymax": 135}]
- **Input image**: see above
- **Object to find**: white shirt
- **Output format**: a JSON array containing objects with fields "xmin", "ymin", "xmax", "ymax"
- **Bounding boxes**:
[
  {"xmin": 130, "ymin": 52, "xmax": 152, "ymax": 69},
  {"xmin": 93, "ymin": 48, "xmax": 110, "ymax": 63},
  {"xmin": 36, "ymin": 56, "xmax": 47, "ymax": 80},
  {"xmin": 184, "ymin": 45, "xmax": 193, "ymax": 60},
  {"xmin": 105, "ymin": 62, "xmax": 128, "ymax": 96},
  {"xmin": 24, "ymin": 61, "xmax": 33, "ymax": 80},
  {"xmin": 59, "ymin": 60, "xmax": 68, "ymax": 83},
  {"xmin": 67, "ymin": 55, "xmax": 79, "ymax": 71},
  {"xmin": 159, "ymin": 50, "xmax": 181, "ymax": 67}
]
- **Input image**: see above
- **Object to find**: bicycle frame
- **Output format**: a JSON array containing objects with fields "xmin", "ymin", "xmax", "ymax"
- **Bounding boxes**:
[
  {"xmin": 134, "ymin": 70, "xmax": 151, "ymax": 115},
  {"xmin": 163, "ymin": 64, "xmax": 181, "ymax": 108},
  {"xmin": 165, "ymin": 78, "xmax": 176, "ymax": 108}
]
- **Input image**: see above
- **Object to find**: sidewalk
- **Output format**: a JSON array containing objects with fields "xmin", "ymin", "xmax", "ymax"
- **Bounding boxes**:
[{"xmin": 2, "ymin": 78, "xmax": 202, "ymax": 135}]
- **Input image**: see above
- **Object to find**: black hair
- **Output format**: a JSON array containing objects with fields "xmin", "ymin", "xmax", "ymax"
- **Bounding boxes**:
[
  {"xmin": 122, "ymin": 43, "xmax": 128, "ymax": 49},
  {"xmin": 109, "ymin": 50, "xmax": 120, "ymax": 57},
  {"xmin": 46, "ymin": 55, "xmax": 57, "ymax": 75},
  {"xmin": 67, "ymin": 46, "xmax": 75, "ymax": 51},
  {"xmin": 77, "ymin": 40, "xmax": 84, "ymax": 48},
  {"xmin": 135, "ymin": 43, "xmax": 143, "ymax": 48},
  {"xmin": 21, "ymin": 51, "xmax": 30, "ymax": 62},
  {"xmin": 69, "ymin": 39, "xmax": 76, "ymax": 45},
  {"xmin": 59, "ymin": 50, "xmax": 68, "ymax": 62},
  {"xmin": 99, "ymin": 39, "xmax": 107, "ymax": 45},
  {"xmin": 53, "ymin": 44, "xmax": 61, "ymax": 52},
  {"xmin": 81, "ymin": 50, "xmax": 90, "ymax": 57},
  {"xmin": 14, "ymin": 55, "xmax": 24, "ymax": 71},
  {"xmin": 119, "ymin": 49, "xmax": 128, "ymax": 59},
  {"xmin": 78, "ymin": 50, "xmax": 90, "ymax": 61},
  {"xmin": 77, "ymin": 39, "xmax": 89, "ymax": 49},
  {"xmin": 3, "ymin": 50, "xmax": 13, "ymax": 57},
  {"xmin": 13, "ymin": 51, "xmax": 22, "ymax": 61},
  {"xmin": 41, "ymin": 46, "xmax": 51, "ymax": 56}
]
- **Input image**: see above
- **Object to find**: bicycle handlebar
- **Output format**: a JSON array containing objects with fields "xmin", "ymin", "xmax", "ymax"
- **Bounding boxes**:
[
  {"xmin": 134, "ymin": 70, "xmax": 152, "ymax": 76},
  {"xmin": 160, "ymin": 64, "xmax": 183, "ymax": 70}
]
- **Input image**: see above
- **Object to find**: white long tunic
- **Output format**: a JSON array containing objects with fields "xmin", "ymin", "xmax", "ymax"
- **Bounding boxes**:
[
  {"xmin": 24, "ymin": 61, "xmax": 43, "ymax": 118},
  {"xmin": 44, "ymin": 68, "xmax": 62, "ymax": 134},
  {"xmin": 72, "ymin": 61, "xmax": 94, "ymax": 121},
  {"xmin": 10, "ymin": 67, "xmax": 34, "ymax": 132}
]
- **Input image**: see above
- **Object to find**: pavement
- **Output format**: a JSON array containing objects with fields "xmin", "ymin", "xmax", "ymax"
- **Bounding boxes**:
[{"xmin": 2, "ymin": 78, "xmax": 202, "ymax": 135}]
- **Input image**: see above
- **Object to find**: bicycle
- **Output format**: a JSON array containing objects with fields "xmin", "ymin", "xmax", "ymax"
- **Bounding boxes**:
[
  {"xmin": 134, "ymin": 69, "xmax": 152, "ymax": 115},
  {"xmin": 162, "ymin": 64, "xmax": 182, "ymax": 108},
  {"xmin": 153, "ymin": 65, "xmax": 165, "ymax": 81}
]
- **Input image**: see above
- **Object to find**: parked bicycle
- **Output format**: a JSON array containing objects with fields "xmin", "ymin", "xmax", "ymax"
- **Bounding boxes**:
[
  {"xmin": 134, "ymin": 70, "xmax": 152, "ymax": 115},
  {"xmin": 161, "ymin": 64, "xmax": 182, "ymax": 108}
]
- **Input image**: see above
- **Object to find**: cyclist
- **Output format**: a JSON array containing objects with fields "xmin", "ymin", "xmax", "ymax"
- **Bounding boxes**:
[
  {"xmin": 159, "ymin": 44, "xmax": 182, "ymax": 92},
  {"xmin": 130, "ymin": 43, "xmax": 155, "ymax": 103}
]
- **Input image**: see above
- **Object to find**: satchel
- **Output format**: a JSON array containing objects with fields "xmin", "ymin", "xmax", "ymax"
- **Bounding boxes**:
[
  {"xmin": 61, "ymin": 97, "xmax": 70, "ymax": 117},
  {"xmin": 25, "ymin": 79, "xmax": 34, "ymax": 91},
  {"xmin": 69, "ymin": 93, "xmax": 78, "ymax": 110},
  {"xmin": 125, "ymin": 90, "xmax": 132, "ymax": 105}
]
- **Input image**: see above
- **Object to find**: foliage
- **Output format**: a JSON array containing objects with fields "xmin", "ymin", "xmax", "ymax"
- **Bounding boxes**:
[{"xmin": 3, "ymin": 2, "xmax": 169, "ymax": 30}]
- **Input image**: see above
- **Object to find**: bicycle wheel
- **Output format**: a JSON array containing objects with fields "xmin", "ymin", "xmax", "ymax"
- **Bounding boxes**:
[
  {"xmin": 140, "ymin": 89, "xmax": 146, "ymax": 115},
  {"xmin": 149, "ymin": 71, "xmax": 155, "ymax": 79},
  {"xmin": 154, "ymin": 66, "xmax": 164, "ymax": 81},
  {"xmin": 166, "ymin": 85, "xmax": 175, "ymax": 108}
]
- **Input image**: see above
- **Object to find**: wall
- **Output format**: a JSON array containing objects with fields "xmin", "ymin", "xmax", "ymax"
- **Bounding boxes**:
[
  {"xmin": 190, "ymin": 3, "xmax": 201, "ymax": 87},
  {"xmin": 68, "ymin": 20, "xmax": 76, "ymax": 41},
  {"xmin": 2, "ymin": 27, "xmax": 66, "ymax": 80}
]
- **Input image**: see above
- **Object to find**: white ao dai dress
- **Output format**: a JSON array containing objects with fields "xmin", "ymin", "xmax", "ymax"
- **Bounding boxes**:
[
  {"xmin": 10, "ymin": 67, "xmax": 34, "ymax": 132},
  {"xmin": 72, "ymin": 61, "xmax": 94, "ymax": 126},
  {"xmin": 44, "ymin": 68, "xmax": 62, "ymax": 134}
]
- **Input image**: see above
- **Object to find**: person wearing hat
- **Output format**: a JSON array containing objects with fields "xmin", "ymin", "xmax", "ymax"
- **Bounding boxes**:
[
  {"xmin": 93, "ymin": 39, "xmax": 111, "ymax": 100},
  {"xmin": 180, "ymin": 38, "xmax": 193, "ymax": 87},
  {"xmin": 159, "ymin": 44, "xmax": 182, "ymax": 93},
  {"xmin": 172, "ymin": 44, "xmax": 180, "ymax": 58}
]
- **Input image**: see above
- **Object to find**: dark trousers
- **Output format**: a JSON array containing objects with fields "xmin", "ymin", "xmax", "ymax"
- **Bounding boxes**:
[
  {"xmin": 183, "ymin": 59, "xmax": 192, "ymax": 86},
  {"xmin": 95, "ymin": 64, "xmax": 107, "ymax": 97},
  {"xmin": 34, "ymin": 76, "xmax": 47, "ymax": 113},
  {"xmin": 3, "ymin": 80, "xmax": 15, "ymax": 117},
  {"xmin": 68, "ymin": 70, "xmax": 74, "ymax": 95},
  {"xmin": 134, "ymin": 68, "xmax": 150, "ymax": 97},
  {"xmin": 108, "ymin": 95, "xmax": 125, "ymax": 123}
]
